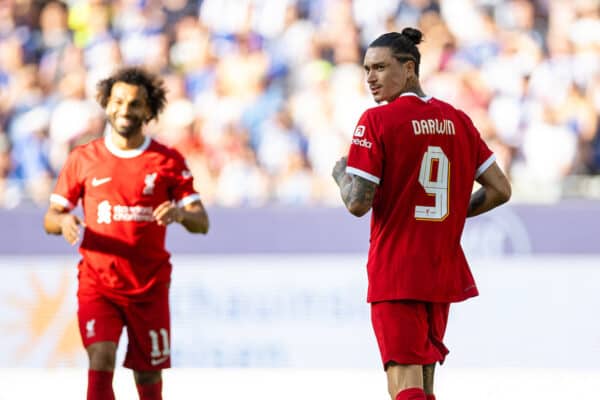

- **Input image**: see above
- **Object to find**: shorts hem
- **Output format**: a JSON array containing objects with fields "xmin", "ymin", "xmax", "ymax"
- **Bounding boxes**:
[
  {"xmin": 382, "ymin": 354, "xmax": 446, "ymax": 369},
  {"xmin": 81, "ymin": 336, "xmax": 120, "ymax": 349},
  {"xmin": 123, "ymin": 360, "xmax": 171, "ymax": 371}
]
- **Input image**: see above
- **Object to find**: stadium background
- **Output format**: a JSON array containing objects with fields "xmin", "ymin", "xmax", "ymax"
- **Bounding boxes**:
[{"xmin": 0, "ymin": 0, "xmax": 599, "ymax": 399}]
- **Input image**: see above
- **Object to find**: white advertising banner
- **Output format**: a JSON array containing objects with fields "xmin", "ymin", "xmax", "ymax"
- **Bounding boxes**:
[
  {"xmin": 0, "ymin": 255, "xmax": 375, "ymax": 368},
  {"xmin": 0, "ymin": 255, "xmax": 599, "ymax": 369}
]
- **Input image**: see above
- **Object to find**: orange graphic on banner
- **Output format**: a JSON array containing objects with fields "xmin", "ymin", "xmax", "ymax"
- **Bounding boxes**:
[{"xmin": 5, "ymin": 267, "xmax": 82, "ymax": 367}]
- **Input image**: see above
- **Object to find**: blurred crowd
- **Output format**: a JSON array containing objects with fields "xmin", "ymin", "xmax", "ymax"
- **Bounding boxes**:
[{"xmin": 0, "ymin": 0, "xmax": 599, "ymax": 208}]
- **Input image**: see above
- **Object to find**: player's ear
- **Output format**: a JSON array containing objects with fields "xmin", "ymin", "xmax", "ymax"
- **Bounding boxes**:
[
  {"xmin": 143, "ymin": 104, "xmax": 153, "ymax": 123},
  {"xmin": 406, "ymin": 60, "xmax": 416, "ymax": 75}
]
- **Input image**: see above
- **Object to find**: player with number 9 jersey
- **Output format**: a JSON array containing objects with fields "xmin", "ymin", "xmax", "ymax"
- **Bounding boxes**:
[
  {"xmin": 333, "ymin": 29, "xmax": 511, "ymax": 400},
  {"xmin": 347, "ymin": 93, "xmax": 495, "ymax": 304}
]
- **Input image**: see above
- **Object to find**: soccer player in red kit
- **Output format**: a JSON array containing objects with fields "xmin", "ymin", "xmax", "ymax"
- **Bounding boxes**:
[
  {"xmin": 332, "ymin": 28, "xmax": 511, "ymax": 400},
  {"xmin": 44, "ymin": 67, "xmax": 209, "ymax": 400}
]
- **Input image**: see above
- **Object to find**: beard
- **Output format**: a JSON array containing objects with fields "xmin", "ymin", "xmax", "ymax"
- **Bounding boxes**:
[{"xmin": 109, "ymin": 116, "xmax": 144, "ymax": 138}]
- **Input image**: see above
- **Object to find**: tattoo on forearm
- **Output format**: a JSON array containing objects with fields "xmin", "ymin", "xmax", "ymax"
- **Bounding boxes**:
[
  {"xmin": 341, "ymin": 175, "xmax": 376, "ymax": 209},
  {"xmin": 339, "ymin": 175, "xmax": 353, "ymax": 208}
]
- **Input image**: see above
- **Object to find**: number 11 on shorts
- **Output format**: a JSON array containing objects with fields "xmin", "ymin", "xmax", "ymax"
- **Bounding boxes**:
[
  {"xmin": 149, "ymin": 328, "xmax": 170, "ymax": 358},
  {"xmin": 415, "ymin": 146, "xmax": 449, "ymax": 221}
]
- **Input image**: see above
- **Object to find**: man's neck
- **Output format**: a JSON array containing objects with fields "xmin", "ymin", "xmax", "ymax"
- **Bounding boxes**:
[
  {"xmin": 402, "ymin": 78, "xmax": 426, "ymax": 97},
  {"xmin": 109, "ymin": 130, "xmax": 146, "ymax": 150},
  {"xmin": 389, "ymin": 84, "xmax": 426, "ymax": 102}
]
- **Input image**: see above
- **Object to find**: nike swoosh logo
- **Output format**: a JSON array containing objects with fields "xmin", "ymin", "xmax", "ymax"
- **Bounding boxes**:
[
  {"xmin": 92, "ymin": 177, "xmax": 112, "ymax": 187},
  {"xmin": 150, "ymin": 355, "xmax": 169, "ymax": 366}
]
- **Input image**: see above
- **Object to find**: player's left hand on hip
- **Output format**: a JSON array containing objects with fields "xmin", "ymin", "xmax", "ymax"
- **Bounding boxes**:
[{"xmin": 153, "ymin": 200, "xmax": 183, "ymax": 226}]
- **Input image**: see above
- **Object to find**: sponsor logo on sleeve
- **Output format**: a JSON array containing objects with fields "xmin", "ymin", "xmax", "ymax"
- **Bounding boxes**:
[
  {"xmin": 353, "ymin": 125, "xmax": 366, "ymax": 137},
  {"xmin": 352, "ymin": 125, "xmax": 372, "ymax": 148},
  {"xmin": 352, "ymin": 137, "xmax": 372, "ymax": 148}
]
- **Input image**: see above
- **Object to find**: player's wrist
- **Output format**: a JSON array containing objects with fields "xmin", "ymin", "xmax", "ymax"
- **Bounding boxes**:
[
  {"xmin": 59, "ymin": 214, "xmax": 72, "ymax": 230},
  {"xmin": 174, "ymin": 208, "xmax": 184, "ymax": 224}
]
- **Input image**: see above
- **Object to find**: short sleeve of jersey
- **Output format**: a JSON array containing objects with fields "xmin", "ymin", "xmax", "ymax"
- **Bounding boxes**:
[
  {"xmin": 168, "ymin": 149, "xmax": 201, "ymax": 207},
  {"xmin": 346, "ymin": 110, "xmax": 383, "ymax": 184},
  {"xmin": 461, "ymin": 110, "xmax": 495, "ymax": 178},
  {"xmin": 50, "ymin": 149, "xmax": 84, "ymax": 210}
]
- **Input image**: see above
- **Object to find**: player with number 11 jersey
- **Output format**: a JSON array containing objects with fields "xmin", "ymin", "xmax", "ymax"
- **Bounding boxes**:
[
  {"xmin": 346, "ymin": 93, "xmax": 495, "ymax": 304},
  {"xmin": 51, "ymin": 135, "xmax": 200, "ymax": 301},
  {"xmin": 44, "ymin": 67, "xmax": 210, "ymax": 399}
]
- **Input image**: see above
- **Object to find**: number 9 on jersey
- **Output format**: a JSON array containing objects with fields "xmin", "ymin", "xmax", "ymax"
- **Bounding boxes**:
[{"xmin": 415, "ymin": 146, "xmax": 449, "ymax": 221}]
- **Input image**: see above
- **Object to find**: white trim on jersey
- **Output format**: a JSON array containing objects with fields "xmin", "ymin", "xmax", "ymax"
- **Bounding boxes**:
[
  {"xmin": 176, "ymin": 193, "xmax": 201, "ymax": 208},
  {"xmin": 399, "ymin": 92, "xmax": 432, "ymax": 102},
  {"xmin": 50, "ymin": 193, "xmax": 74, "ymax": 210},
  {"xmin": 346, "ymin": 166, "xmax": 380, "ymax": 185},
  {"xmin": 104, "ymin": 135, "xmax": 151, "ymax": 158},
  {"xmin": 476, "ymin": 154, "xmax": 496, "ymax": 178}
]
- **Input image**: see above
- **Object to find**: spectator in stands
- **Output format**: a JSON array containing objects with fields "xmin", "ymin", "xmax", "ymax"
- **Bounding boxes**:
[{"xmin": 0, "ymin": 0, "xmax": 598, "ymax": 208}]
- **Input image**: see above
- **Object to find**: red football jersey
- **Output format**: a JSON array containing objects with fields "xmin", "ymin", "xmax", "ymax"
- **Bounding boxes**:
[
  {"xmin": 347, "ymin": 93, "xmax": 495, "ymax": 303},
  {"xmin": 51, "ymin": 135, "xmax": 200, "ymax": 301}
]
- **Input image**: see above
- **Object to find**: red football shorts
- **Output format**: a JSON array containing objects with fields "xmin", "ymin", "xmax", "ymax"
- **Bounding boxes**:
[
  {"xmin": 77, "ymin": 283, "xmax": 171, "ymax": 371},
  {"xmin": 370, "ymin": 300, "xmax": 450, "ymax": 368}
]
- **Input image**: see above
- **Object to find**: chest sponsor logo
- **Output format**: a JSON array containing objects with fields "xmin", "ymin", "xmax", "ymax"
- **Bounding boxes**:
[
  {"xmin": 97, "ymin": 200, "xmax": 155, "ymax": 224},
  {"xmin": 97, "ymin": 201, "xmax": 112, "ymax": 224},
  {"xmin": 353, "ymin": 125, "xmax": 366, "ymax": 137},
  {"xmin": 91, "ymin": 177, "xmax": 112, "ymax": 187},
  {"xmin": 143, "ymin": 173, "xmax": 157, "ymax": 195}
]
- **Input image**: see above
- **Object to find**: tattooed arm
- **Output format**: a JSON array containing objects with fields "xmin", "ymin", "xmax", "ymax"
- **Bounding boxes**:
[
  {"xmin": 467, "ymin": 162, "xmax": 511, "ymax": 217},
  {"xmin": 332, "ymin": 157, "xmax": 377, "ymax": 217}
]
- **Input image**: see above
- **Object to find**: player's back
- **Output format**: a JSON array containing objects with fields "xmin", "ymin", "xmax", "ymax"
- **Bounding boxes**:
[
  {"xmin": 372, "ymin": 94, "xmax": 490, "ymax": 239},
  {"xmin": 353, "ymin": 93, "xmax": 494, "ymax": 302}
]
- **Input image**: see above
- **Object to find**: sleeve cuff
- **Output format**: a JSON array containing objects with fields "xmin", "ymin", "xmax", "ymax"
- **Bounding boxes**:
[
  {"xmin": 50, "ymin": 194, "xmax": 75, "ymax": 210},
  {"xmin": 346, "ymin": 166, "xmax": 380, "ymax": 184},
  {"xmin": 475, "ymin": 154, "xmax": 496, "ymax": 178},
  {"xmin": 176, "ymin": 193, "xmax": 201, "ymax": 208}
]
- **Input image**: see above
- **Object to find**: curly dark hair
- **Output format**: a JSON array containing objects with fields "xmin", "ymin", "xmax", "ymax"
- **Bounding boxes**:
[
  {"xmin": 96, "ymin": 66, "xmax": 167, "ymax": 121},
  {"xmin": 368, "ymin": 27, "xmax": 424, "ymax": 76}
]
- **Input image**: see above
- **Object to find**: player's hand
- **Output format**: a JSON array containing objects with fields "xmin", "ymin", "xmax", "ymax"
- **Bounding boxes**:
[
  {"xmin": 332, "ymin": 156, "xmax": 348, "ymax": 185},
  {"xmin": 154, "ymin": 201, "xmax": 183, "ymax": 226},
  {"xmin": 60, "ymin": 214, "xmax": 84, "ymax": 245}
]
